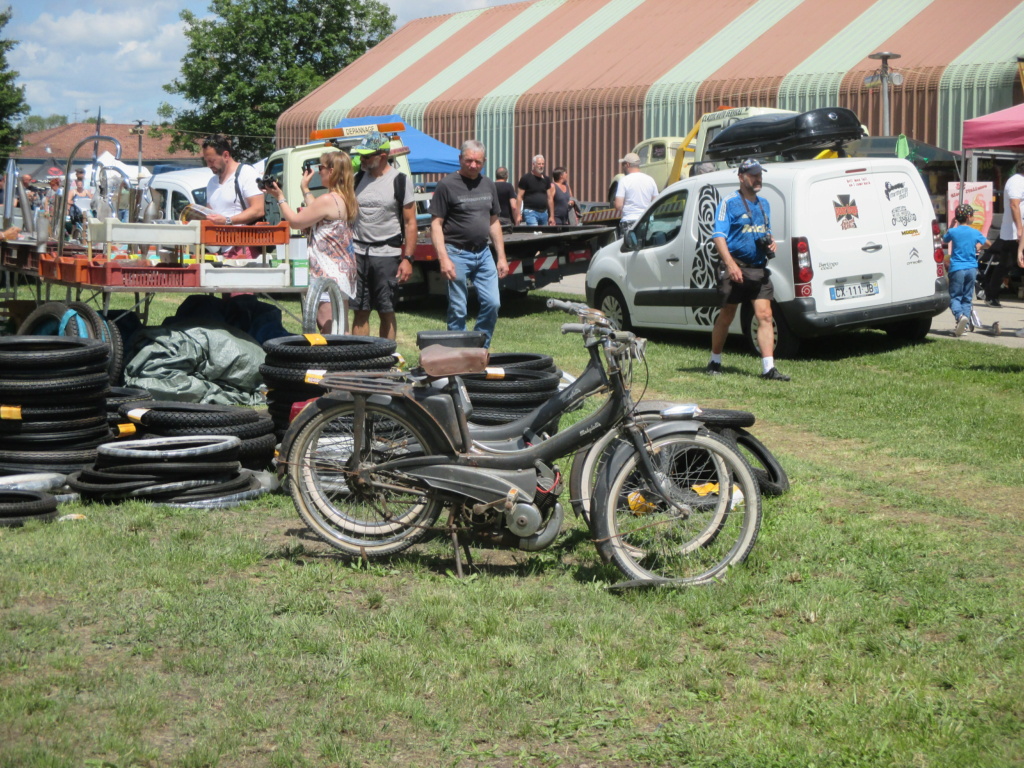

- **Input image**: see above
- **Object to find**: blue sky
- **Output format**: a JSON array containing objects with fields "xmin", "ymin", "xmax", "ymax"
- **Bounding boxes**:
[{"xmin": 6, "ymin": 0, "xmax": 520, "ymax": 125}]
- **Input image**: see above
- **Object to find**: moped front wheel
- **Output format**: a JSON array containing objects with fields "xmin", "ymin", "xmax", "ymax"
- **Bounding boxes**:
[
  {"xmin": 592, "ymin": 431, "xmax": 761, "ymax": 585},
  {"xmin": 287, "ymin": 400, "xmax": 443, "ymax": 557}
]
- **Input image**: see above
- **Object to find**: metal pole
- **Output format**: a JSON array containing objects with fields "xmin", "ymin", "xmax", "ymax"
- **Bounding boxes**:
[{"xmin": 869, "ymin": 52, "xmax": 901, "ymax": 137}]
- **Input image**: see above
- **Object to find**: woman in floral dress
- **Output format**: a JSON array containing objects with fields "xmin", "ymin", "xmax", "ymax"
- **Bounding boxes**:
[{"xmin": 268, "ymin": 151, "xmax": 358, "ymax": 332}]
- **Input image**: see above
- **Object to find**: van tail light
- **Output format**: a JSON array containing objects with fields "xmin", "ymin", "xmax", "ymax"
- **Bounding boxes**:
[
  {"xmin": 932, "ymin": 220, "xmax": 946, "ymax": 277},
  {"xmin": 792, "ymin": 237, "xmax": 813, "ymax": 297}
]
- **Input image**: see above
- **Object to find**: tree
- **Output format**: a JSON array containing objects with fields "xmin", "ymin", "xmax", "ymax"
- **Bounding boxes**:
[
  {"xmin": 159, "ymin": 0, "xmax": 395, "ymax": 161},
  {"xmin": 0, "ymin": 7, "xmax": 29, "ymax": 155},
  {"xmin": 20, "ymin": 114, "xmax": 69, "ymax": 133}
]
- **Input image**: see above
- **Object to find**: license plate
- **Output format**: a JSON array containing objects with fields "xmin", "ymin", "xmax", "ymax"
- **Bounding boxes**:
[{"xmin": 830, "ymin": 281, "xmax": 878, "ymax": 300}]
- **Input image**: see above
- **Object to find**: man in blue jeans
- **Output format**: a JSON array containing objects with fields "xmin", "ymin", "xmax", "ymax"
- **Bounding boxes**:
[{"xmin": 429, "ymin": 139, "xmax": 509, "ymax": 347}]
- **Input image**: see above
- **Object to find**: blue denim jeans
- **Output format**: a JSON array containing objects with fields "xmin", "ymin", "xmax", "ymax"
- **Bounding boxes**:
[
  {"xmin": 948, "ymin": 267, "xmax": 976, "ymax": 322},
  {"xmin": 521, "ymin": 208, "xmax": 549, "ymax": 226},
  {"xmin": 446, "ymin": 245, "xmax": 501, "ymax": 347}
]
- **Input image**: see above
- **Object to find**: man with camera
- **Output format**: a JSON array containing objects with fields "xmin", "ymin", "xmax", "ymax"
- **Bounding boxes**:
[
  {"xmin": 706, "ymin": 159, "xmax": 790, "ymax": 382},
  {"xmin": 202, "ymin": 135, "xmax": 264, "ymax": 257}
]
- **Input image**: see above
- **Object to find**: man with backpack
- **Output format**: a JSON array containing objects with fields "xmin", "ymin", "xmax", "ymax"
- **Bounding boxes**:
[
  {"xmin": 350, "ymin": 134, "xmax": 417, "ymax": 340},
  {"xmin": 201, "ymin": 135, "xmax": 265, "ymax": 258}
]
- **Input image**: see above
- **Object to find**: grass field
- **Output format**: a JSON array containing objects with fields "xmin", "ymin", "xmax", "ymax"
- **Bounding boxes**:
[{"xmin": 2, "ymin": 288, "xmax": 1023, "ymax": 767}]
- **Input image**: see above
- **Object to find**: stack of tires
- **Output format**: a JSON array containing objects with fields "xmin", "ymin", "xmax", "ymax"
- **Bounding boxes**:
[
  {"xmin": 465, "ymin": 352, "xmax": 562, "ymax": 426},
  {"xmin": 17, "ymin": 301, "xmax": 125, "ymax": 385},
  {"xmin": 111, "ymin": 402, "xmax": 277, "ymax": 471},
  {"xmin": 67, "ymin": 435, "xmax": 268, "ymax": 508},
  {"xmin": 106, "ymin": 386, "xmax": 153, "ymax": 433},
  {"xmin": 0, "ymin": 337, "xmax": 113, "ymax": 476},
  {"xmin": 261, "ymin": 335, "xmax": 398, "ymax": 436}
]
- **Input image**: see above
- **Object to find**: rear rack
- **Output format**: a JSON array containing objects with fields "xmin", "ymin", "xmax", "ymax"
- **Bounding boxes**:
[{"xmin": 319, "ymin": 370, "xmax": 414, "ymax": 396}]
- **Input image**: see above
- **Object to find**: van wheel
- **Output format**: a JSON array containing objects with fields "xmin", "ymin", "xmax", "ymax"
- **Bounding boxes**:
[
  {"xmin": 595, "ymin": 284, "xmax": 632, "ymax": 331},
  {"xmin": 741, "ymin": 302, "xmax": 800, "ymax": 359},
  {"xmin": 884, "ymin": 317, "xmax": 931, "ymax": 342}
]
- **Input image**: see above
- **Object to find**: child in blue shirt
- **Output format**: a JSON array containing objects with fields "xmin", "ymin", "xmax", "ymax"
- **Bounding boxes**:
[{"xmin": 943, "ymin": 204, "xmax": 989, "ymax": 337}]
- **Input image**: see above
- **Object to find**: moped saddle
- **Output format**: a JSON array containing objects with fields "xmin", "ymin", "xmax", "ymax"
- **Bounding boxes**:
[{"xmin": 419, "ymin": 344, "xmax": 490, "ymax": 378}]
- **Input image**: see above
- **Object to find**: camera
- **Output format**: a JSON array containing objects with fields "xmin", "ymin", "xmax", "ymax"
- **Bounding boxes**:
[
  {"xmin": 757, "ymin": 233, "xmax": 775, "ymax": 259},
  {"xmin": 256, "ymin": 174, "xmax": 278, "ymax": 191},
  {"xmin": 301, "ymin": 158, "xmax": 319, "ymax": 175}
]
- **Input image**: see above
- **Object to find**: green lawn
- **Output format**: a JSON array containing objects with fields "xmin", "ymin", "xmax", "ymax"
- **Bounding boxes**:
[{"xmin": 2, "ymin": 289, "xmax": 1022, "ymax": 767}]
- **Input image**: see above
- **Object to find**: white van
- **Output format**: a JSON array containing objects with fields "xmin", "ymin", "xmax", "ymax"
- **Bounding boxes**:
[
  {"xmin": 141, "ymin": 168, "xmax": 213, "ymax": 220},
  {"xmin": 585, "ymin": 157, "xmax": 949, "ymax": 356}
]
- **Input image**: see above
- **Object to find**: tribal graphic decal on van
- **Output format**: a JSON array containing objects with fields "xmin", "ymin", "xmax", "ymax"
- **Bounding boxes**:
[
  {"xmin": 693, "ymin": 184, "xmax": 722, "ymax": 328},
  {"xmin": 833, "ymin": 195, "xmax": 859, "ymax": 230}
]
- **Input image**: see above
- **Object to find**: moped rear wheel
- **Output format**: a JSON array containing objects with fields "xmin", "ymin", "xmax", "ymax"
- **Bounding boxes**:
[
  {"xmin": 288, "ymin": 401, "xmax": 443, "ymax": 557},
  {"xmin": 592, "ymin": 431, "xmax": 761, "ymax": 585}
]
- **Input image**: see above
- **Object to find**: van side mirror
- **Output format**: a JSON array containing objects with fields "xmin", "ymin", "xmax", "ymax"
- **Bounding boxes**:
[{"xmin": 621, "ymin": 229, "xmax": 638, "ymax": 252}]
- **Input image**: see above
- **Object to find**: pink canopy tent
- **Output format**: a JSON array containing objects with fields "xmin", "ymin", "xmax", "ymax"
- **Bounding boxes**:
[{"xmin": 962, "ymin": 103, "xmax": 1024, "ymax": 151}]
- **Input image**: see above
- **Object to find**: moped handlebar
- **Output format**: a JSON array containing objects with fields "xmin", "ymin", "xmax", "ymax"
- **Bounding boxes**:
[{"xmin": 560, "ymin": 323, "xmax": 588, "ymax": 335}]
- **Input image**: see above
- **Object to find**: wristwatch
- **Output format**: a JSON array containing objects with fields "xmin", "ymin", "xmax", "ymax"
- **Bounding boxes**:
[
  {"xmin": 402, "ymin": 254, "xmax": 414, "ymax": 262},
  {"xmin": 225, "ymin": 216, "xmax": 233, "ymax": 225}
]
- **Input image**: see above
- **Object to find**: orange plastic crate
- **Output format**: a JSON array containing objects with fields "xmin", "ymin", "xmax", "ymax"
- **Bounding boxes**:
[
  {"xmin": 88, "ymin": 260, "xmax": 200, "ymax": 288},
  {"xmin": 200, "ymin": 221, "xmax": 289, "ymax": 247},
  {"xmin": 58, "ymin": 256, "xmax": 92, "ymax": 283},
  {"xmin": 84, "ymin": 259, "xmax": 109, "ymax": 285},
  {"xmin": 38, "ymin": 253, "xmax": 59, "ymax": 279}
]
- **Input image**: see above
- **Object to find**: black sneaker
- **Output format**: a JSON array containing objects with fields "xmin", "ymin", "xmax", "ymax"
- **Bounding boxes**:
[
  {"xmin": 761, "ymin": 367, "xmax": 790, "ymax": 381},
  {"xmin": 985, "ymin": 299, "xmax": 1002, "ymax": 308},
  {"xmin": 705, "ymin": 361, "xmax": 723, "ymax": 376}
]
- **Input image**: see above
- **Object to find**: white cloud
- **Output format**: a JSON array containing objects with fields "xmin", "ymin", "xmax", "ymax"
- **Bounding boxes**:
[{"xmin": 6, "ymin": 0, "xmax": 523, "ymax": 123}]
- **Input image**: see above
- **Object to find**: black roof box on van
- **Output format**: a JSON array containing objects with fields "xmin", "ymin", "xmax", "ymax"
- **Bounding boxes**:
[{"xmin": 705, "ymin": 107, "xmax": 865, "ymax": 161}]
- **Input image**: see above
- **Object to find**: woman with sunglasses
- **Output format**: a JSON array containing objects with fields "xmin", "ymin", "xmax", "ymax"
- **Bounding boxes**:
[{"xmin": 268, "ymin": 151, "xmax": 359, "ymax": 333}]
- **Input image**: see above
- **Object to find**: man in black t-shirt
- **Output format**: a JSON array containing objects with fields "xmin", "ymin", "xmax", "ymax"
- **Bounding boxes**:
[
  {"xmin": 429, "ymin": 139, "xmax": 508, "ymax": 348},
  {"xmin": 494, "ymin": 167, "xmax": 518, "ymax": 227},
  {"xmin": 516, "ymin": 155, "xmax": 554, "ymax": 226}
]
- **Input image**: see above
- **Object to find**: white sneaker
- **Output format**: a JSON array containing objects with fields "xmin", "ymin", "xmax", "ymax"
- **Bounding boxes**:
[{"xmin": 954, "ymin": 316, "xmax": 969, "ymax": 337}]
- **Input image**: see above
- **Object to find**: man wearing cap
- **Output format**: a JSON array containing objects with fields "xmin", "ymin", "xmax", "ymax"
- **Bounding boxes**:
[
  {"xmin": 350, "ymin": 133, "xmax": 417, "ymax": 341},
  {"xmin": 516, "ymin": 155, "xmax": 554, "ymax": 226},
  {"xmin": 706, "ymin": 159, "xmax": 790, "ymax": 382},
  {"xmin": 613, "ymin": 152, "xmax": 658, "ymax": 237}
]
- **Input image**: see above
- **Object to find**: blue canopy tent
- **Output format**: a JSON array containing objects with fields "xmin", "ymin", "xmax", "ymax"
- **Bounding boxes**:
[{"xmin": 334, "ymin": 115, "xmax": 460, "ymax": 175}]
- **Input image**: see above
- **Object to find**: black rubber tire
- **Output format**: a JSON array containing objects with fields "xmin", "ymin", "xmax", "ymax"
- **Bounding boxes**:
[
  {"xmin": 237, "ymin": 431, "xmax": 277, "ymax": 458},
  {"xmin": 93, "ymin": 461, "xmax": 243, "ymax": 478},
  {"xmin": 483, "ymin": 353, "xmax": 556, "ymax": 372},
  {"xmin": 152, "ymin": 416, "xmax": 274, "ymax": 440},
  {"xmin": 106, "ymin": 386, "xmax": 152, "ymax": 408},
  {"xmin": 67, "ymin": 472, "xmax": 161, "ymax": 497},
  {"xmin": 263, "ymin": 355, "xmax": 397, "ymax": 372},
  {"xmin": 0, "ymin": 361, "xmax": 110, "ymax": 380},
  {"xmin": 884, "ymin": 316, "xmax": 932, "ymax": 342},
  {"xmin": 0, "ymin": 490, "xmax": 59, "ymax": 526},
  {"xmin": 96, "ymin": 435, "xmax": 242, "ymax": 463},
  {"xmin": 468, "ymin": 389, "xmax": 555, "ymax": 407},
  {"xmin": 0, "ymin": 414, "xmax": 109, "ymax": 433},
  {"xmin": 0, "ymin": 372, "xmax": 111, "ymax": 397},
  {"xmin": 0, "ymin": 447, "xmax": 98, "ymax": 464},
  {"xmin": 159, "ymin": 472, "xmax": 254, "ymax": 501},
  {"xmin": 66, "ymin": 302, "xmax": 121, "ymax": 384},
  {"xmin": 717, "ymin": 427, "xmax": 790, "ymax": 497},
  {"xmin": 741, "ymin": 300, "xmax": 801, "ymax": 359},
  {"xmin": 592, "ymin": 430, "xmax": 762, "ymax": 585},
  {"xmin": 302, "ymin": 277, "xmax": 347, "ymax": 335},
  {"xmin": 1, "ymin": 402, "xmax": 106, "ymax": 421},
  {"xmin": 260, "ymin": 359, "xmax": 394, "ymax": 385},
  {"xmin": 0, "ymin": 336, "xmax": 109, "ymax": 369},
  {"xmin": 263, "ymin": 334, "xmax": 397, "ymax": 363},
  {"xmin": 594, "ymin": 284, "xmax": 632, "ymax": 332},
  {"xmin": 17, "ymin": 302, "xmax": 81, "ymax": 337},
  {"xmin": 0, "ymin": 424, "xmax": 112, "ymax": 445},
  {"xmin": 116, "ymin": 402, "xmax": 261, "ymax": 429},
  {"xmin": 461, "ymin": 369, "xmax": 561, "ymax": 394},
  {"xmin": 0, "ymin": 473, "xmax": 68, "ymax": 492},
  {"xmin": 466, "ymin": 405, "xmax": 540, "ymax": 425},
  {"xmin": 0, "ymin": 460, "xmax": 96, "ymax": 474}
]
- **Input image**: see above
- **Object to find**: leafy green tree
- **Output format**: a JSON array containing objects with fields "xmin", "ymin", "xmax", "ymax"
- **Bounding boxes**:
[
  {"xmin": 20, "ymin": 114, "xmax": 69, "ymax": 133},
  {"xmin": 0, "ymin": 7, "xmax": 29, "ymax": 155},
  {"xmin": 159, "ymin": 0, "xmax": 395, "ymax": 161}
]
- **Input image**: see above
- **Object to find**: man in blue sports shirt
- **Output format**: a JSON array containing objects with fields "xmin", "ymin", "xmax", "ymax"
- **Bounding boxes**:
[{"xmin": 706, "ymin": 159, "xmax": 790, "ymax": 381}]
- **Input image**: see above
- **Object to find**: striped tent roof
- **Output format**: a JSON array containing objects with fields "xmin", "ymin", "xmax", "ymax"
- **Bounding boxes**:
[{"xmin": 278, "ymin": 0, "xmax": 1024, "ymax": 201}]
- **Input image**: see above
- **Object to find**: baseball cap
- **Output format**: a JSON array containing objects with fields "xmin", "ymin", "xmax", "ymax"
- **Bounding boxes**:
[
  {"xmin": 352, "ymin": 132, "xmax": 390, "ymax": 156},
  {"xmin": 619, "ymin": 152, "xmax": 641, "ymax": 165},
  {"xmin": 738, "ymin": 159, "xmax": 766, "ymax": 175}
]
